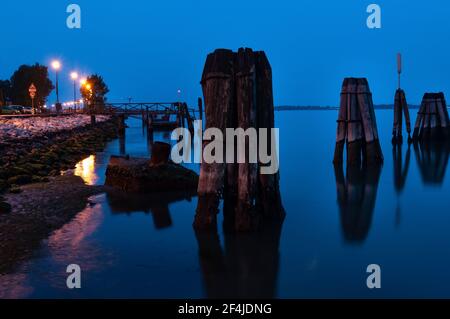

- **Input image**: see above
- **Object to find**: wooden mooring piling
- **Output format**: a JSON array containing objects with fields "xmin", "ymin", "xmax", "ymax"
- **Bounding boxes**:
[
  {"xmin": 412, "ymin": 92, "xmax": 450, "ymax": 141},
  {"xmin": 333, "ymin": 78, "xmax": 384, "ymax": 166},
  {"xmin": 392, "ymin": 89, "xmax": 412, "ymax": 144},
  {"xmin": 194, "ymin": 48, "xmax": 284, "ymax": 232}
]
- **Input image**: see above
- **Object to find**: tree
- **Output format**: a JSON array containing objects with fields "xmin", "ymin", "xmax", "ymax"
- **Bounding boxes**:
[
  {"xmin": 10, "ymin": 64, "xmax": 54, "ymax": 107},
  {"xmin": 80, "ymin": 74, "xmax": 109, "ymax": 112},
  {"xmin": 0, "ymin": 80, "xmax": 12, "ymax": 107}
]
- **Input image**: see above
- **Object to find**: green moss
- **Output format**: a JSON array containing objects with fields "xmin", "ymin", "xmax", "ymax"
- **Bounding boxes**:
[
  {"xmin": 9, "ymin": 186, "xmax": 22, "ymax": 194},
  {"xmin": 6, "ymin": 166, "xmax": 31, "ymax": 177}
]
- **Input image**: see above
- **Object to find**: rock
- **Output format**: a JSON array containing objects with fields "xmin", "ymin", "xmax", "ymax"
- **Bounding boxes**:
[
  {"xmin": 0, "ymin": 179, "xmax": 7, "ymax": 192},
  {"xmin": 105, "ymin": 156, "xmax": 199, "ymax": 193},
  {"xmin": 0, "ymin": 201, "xmax": 11, "ymax": 214},
  {"xmin": 150, "ymin": 142, "xmax": 171, "ymax": 167},
  {"xmin": 7, "ymin": 175, "xmax": 32, "ymax": 186},
  {"xmin": 9, "ymin": 186, "xmax": 22, "ymax": 194},
  {"xmin": 0, "ymin": 117, "xmax": 118, "ymax": 194}
]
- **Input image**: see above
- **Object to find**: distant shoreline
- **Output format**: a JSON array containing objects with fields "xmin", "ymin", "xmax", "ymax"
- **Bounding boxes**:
[{"xmin": 275, "ymin": 105, "xmax": 422, "ymax": 111}]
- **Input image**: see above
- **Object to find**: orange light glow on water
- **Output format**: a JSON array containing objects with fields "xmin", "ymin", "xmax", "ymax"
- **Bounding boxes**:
[{"xmin": 74, "ymin": 155, "xmax": 98, "ymax": 185}]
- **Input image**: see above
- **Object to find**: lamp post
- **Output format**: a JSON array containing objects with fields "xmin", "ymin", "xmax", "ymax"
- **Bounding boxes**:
[
  {"xmin": 70, "ymin": 72, "xmax": 79, "ymax": 111},
  {"xmin": 80, "ymin": 78, "xmax": 87, "ymax": 111},
  {"xmin": 51, "ymin": 60, "xmax": 61, "ymax": 112}
]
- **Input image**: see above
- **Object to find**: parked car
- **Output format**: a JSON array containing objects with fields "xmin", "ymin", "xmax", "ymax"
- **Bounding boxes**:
[
  {"xmin": 1, "ymin": 105, "xmax": 22, "ymax": 115},
  {"xmin": 21, "ymin": 106, "xmax": 33, "ymax": 114}
]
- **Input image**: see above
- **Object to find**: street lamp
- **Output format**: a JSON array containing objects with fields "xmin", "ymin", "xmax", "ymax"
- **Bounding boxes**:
[
  {"xmin": 70, "ymin": 72, "xmax": 78, "ymax": 111},
  {"xmin": 51, "ymin": 60, "xmax": 61, "ymax": 112}
]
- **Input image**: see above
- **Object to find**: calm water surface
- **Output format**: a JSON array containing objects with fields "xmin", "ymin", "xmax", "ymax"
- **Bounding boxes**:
[{"xmin": 2, "ymin": 110, "xmax": 450, "ymax": 298}]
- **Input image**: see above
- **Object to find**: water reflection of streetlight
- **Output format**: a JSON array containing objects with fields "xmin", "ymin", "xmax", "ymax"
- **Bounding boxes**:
[{"xmin": 74, "ymin": 155, "xmax": 97, "ymax": 185}]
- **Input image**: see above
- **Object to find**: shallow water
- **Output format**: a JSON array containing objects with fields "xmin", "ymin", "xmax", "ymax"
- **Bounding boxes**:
[{"xmin": 2, "ymin": 110, "xmax": 450, "ymax": 298}]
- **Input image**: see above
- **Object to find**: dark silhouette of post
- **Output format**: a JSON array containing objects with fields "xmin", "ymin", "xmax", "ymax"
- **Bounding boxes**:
[
  {"xmin": 392, "ymin": 54, "xmax": 412, "ymax": 144},
  {"xmin": 198, "ymin": 97, "xmax": 203, "ymax": 122}
]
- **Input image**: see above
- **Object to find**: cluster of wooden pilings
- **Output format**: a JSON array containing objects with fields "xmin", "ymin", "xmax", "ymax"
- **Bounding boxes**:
[
  {"xmin": 333, "ymin": 78, "xmax": 384, "ymax": 166},
  {"xmin": 194, "ymin": 48, "xmax": 284, "ymax": 232},
  {"xmin": 392, "ymin": 89, "xmax": 412, "ymax": 144},
  {"xmin": 412, "ymin": 93, "xmax": 450, "ymax": 141}
]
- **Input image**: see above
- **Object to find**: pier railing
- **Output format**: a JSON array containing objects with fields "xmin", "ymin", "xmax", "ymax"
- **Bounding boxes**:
[{"xmin": 0, "ymin": 102, "xmax": 200, "ymax": 119}]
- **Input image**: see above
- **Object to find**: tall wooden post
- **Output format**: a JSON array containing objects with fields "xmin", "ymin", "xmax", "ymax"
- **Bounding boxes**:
[
  {"xmin": 194, "ymin": 48, "xmax": 284, "ymax": 232},
  {"xmin": 234, "ymin": 48, "xmax": 258, "ymax": 230},
  {"xmin": 194, "ymin": 49, "xmax": 235, "ymax": 231},
  {"xmin": 255, "ymin": 51, "xmax": 284, "ymax": 220}
]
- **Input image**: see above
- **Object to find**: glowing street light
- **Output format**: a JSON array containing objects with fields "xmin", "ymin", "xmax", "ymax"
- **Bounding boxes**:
[
  {"xmin": 51, "ymin": 60, "xmax": 61, "ymax": 71},
  {"xmin": 51, "ymin": 60, "xmax": 62, "ymax": 109},
  {"xmin": 70, "ymin": 72, "xmax": 79, "ymax": 110}
]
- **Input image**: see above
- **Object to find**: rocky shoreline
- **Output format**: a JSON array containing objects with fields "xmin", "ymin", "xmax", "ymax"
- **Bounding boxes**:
[
  {"xmin": 0, "ymin": 115, "xmax": 120, "ymax": 273},
  {"xmin": 0, "ymin": 175, "xmax": 106, "ymax": 274},
  {"xmin": 0, "ymin": 115, "xmax": 118, "ymax": 212}
]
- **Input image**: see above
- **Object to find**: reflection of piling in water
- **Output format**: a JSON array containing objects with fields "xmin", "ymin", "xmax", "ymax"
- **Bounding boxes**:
[
  {"xmin": 195, "ymin": 218, "xmax": 283, "ymax": 298},
  {"xmin": 119, "ymin": 134, "xmax": 126, "ymax": 155},
  {"xmin": 118, "ymin": 114, "xmax": 126, "ymax": 136},
  {"xmin": 333, "ymin": 78, "xmax": 384, "ymax": 166},
  {"xmin": 392, "ymin": 89, "xmax": 412, "ymax": 144},
  {"xmin": 413, "ymin": 140, "xmax": 450, "ymax": 185},
  {"xmin": 393, "ymin": 143, "xmax": 411, "ymax": 193},
  {"xmin": 106, "ymin": 190, "xmax": 196, "ymax": 230},
  {"xmin": 195, "ymin": 48, "xmax": 284, "ymax": 232},
  {"xmin": 413, "ymin": 93, "xmax": 450, "ymax": 141},
  {"xmin": 117, "ymin": 114, "xmax": 126, "ymax": 155},
  {"xmin": 334, "ymin": 163, "xmax": 382, "ymax": 243}
]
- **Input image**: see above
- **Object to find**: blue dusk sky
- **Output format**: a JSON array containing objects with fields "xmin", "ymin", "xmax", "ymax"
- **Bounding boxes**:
[{"xmin": 0, "ymin": 0, "xmax": 449, "ymax": 106}]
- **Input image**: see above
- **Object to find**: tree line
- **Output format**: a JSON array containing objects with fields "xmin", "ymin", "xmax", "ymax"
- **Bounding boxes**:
[{"xmin": 0, "ymin": 63, "xmax": 109, "ymax": 112}]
